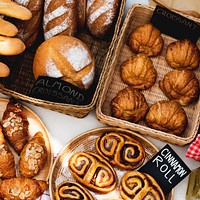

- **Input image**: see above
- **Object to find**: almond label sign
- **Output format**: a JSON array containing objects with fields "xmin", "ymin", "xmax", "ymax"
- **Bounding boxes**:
[
  {"xmin": 29, "ymin": 76, "xmax": 93, "ymax": 105},
  {"xmin": 150, "ymin": 5, "xmax": 200, "ymax": 43},
  {"xmin": 139, "ymin": 144, "xmax": 191, "ymax": 194}
]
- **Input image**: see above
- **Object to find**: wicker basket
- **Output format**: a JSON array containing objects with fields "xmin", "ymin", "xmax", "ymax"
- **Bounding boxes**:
[
  {"xmin": 96, "ymin": 4, "xmax": 200, "ymax": 146},
  {"xmin": 0, "ymin": 0, "xmax": 126, "ymax": 118}
]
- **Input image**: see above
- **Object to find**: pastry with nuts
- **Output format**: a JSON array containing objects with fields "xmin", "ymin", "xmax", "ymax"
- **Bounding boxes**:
[
  {"xmin": 1, "ymin": 98, "xmax": 29, "ymax": 155},
  {"xmin": 19, "ymin": 131, "xmax": 47, "ymax": 178}
]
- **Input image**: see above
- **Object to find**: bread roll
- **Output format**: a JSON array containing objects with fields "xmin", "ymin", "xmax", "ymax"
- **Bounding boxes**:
[
  {"xmin": 0, "ymin": 0, "xmax": 32, "ymax": 20},
  {"xmin": 0, "ymin": 35, "xmax": 26, "ymax": 55},
  {"xmin": 33, "ymin": 35, "xmax": 95, "ymax": 90},
  {"xmin": 0, "ymin": 62, "xmax": 10, "ymax": 77},
  {"xmin": 86, "ymin": 0, "xmax": 121, "ymax": 38},
  {"xmin": 13, "ymin": 0, "xmax": 44, "ymax": 48},
  {"xmin": 0, "ymin": 17, "xmax": 18, "ymax": 37},
  {"xmin": 43, "ymin": 0, "xmax": 77, "ymax": 40}
]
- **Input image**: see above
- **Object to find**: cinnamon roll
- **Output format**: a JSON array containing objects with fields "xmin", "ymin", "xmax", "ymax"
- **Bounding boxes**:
[
  {"xmin": 68, "ymin": 151, "xmax": 117, "ymax": 194},
  {"xmin": 96, "ymin": 132, "xmax": 145, "ymax": 170},
  {"xmin": 55, "ymin": 180, "xmax": 94, "ymax": 200},
  {"xmin": 120, "ymin": 171, "xmax": 165, "ymax": 200}
]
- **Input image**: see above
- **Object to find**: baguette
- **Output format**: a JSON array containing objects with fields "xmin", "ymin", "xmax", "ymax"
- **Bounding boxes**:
[{"xmin": 0, "ymin": 17, "xmax": 18, "ymax": 37}]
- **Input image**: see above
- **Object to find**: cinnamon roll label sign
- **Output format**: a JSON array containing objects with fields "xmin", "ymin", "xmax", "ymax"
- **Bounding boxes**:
[
  {"xmin": 139, "ymin": 144, "xmax": 191, "ymax": 194},
  {"xmin": 150, "ymin": 5, "xmax": 200, "ymax": 43},
  {"xmin": 29, "ymin": 76, "xmax": 93, "ymax": 105}
]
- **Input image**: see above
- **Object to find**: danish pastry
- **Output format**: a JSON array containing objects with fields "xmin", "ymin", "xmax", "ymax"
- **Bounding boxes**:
[
  {"xmin": 128, "ymin": 23, "xmax": 164, "ymax": 57},
  {"xmin": 159, "ymin": 69, "xmax": 199, "ymax": 106},
  {"xmin": 19, "ymin": 131, "xmax": 48, "ymax": 178},
  {"xmin": 146, "ymin": 100, "xmax": 188, "ymax": 135},
  {"xmin": 121, "ymin": 53, "xmax": 157, "ymax": 89},
  {"xmin": 120, "ymin": 171, "xmax": 165, "ymax": 200},
  {"xmin": 1, "ymin": 98, "xmax": 29, "ymax": 154},
  {"xmin": 96, "ymin": 132, "xmax": 145, "ymax": 170},
  {"xmin": 55, "ymin": 180, "xmax": 94, "ymax": 200},
  {"xmin": 68, "ymin": 151, "xmax": 117, "ymax": 194},
  {"xmin": 111, "ymin": 87, "xmax": 149, "ymax": 123},
  {"xmin": 165, "ymin": 39, "xmax": 200, "ymax": 70}
]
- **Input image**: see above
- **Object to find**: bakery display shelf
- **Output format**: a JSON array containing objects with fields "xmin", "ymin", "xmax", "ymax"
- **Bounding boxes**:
[
  {"xmin": 96, "ymin": 4, "xmax": 200, "ymax": 146},
  {"xmin": 0, "ymin": 0, "xmax": 126, "ymax": 118},
  {"xmin": 49, "ymin": 127, "xmax": 174, "ymax": 200}
]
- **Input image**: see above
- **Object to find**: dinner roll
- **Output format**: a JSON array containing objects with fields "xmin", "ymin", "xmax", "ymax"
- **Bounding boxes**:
[{"xmin": 33, "ymin": 35, "xmax": 95, "ymax": 90}]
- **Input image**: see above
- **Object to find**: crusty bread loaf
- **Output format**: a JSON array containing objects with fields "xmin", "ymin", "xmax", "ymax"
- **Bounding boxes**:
[
  {"xmin": 86, "ymin": 0, "xmax": 121, "ymax": 38},
  {"xmin": 0, "ymin": 0, "xmax": 32, "ymax": 20},
  {"xmin": 43, "ymin": 0, "xmax": 77, "ymax": 40},
  {"xmin": 0, "ymin": 17, "xmax": 18, "ymax": 37},
  {"xmin": 0, "ymin": 35, "xmax": 26, "ymax": 55},
  {"xmin": 13, "ymin": 0, "xmax": 44, "ymax": 48},
  {"xmin": 33, "ymin": 35, "xmax": 95, "ymax": 90},
  {"xmin": 76, "ymin": 0, "xmax": 86, "ymax": 30},
  {"xmin": 0, "ymin": 62, "xmax": 10, "ymax": 77}
]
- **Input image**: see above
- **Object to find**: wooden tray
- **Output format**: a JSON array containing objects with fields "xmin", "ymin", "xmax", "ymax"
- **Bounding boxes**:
[
  {"xmin": 49, "ymin": 127, "xmax": 174, "ymax": 200},
  {"xmin": 0, "ymin": 98, "xmax": 54, "ymax": 181},
  {"xmin": 96, "ymin": 4, "xmax": 200, "ymax": 146}
]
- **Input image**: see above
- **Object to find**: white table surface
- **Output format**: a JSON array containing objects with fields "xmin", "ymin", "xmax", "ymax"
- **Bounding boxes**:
[{"xmin": 1, "ymin": 0, "xmax": 199, "ymax": 199}]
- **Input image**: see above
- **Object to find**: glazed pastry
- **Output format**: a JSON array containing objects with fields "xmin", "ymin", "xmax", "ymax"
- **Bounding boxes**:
[
  {"xmin": 121, "ymin": 53, "xmax": 157, "ymax": 89},
  {"xmin": 110, "ymin": 87, "xmax": 149, "ymax": 123},
  {"xmin": 128, "ymin": 23, "xmax": 164, "ymax": 57},
  {"xmin": 19, "ymin": 131, "xmax": 47, "ymax": 178},
  {"xmin": 120, "ymin": 171, "xmax": 165, "ymax": 200},
  {"xmin": 0, "ymin": 177, "xmax": 48, "ymax": 200},
  {"xmin": 1, "ymin": 98, "xmax": 29, "ymax": 154},
  {"xmin": 165, "ymin": 39, "xmax": 200, "ymax": 70},
  {"xmin": 146, "ymin": 100, "xmax": 188, "ymax": 135},
  {"xmin": 0, "ymin": 125, "xmax": 16, "ymax": 179},
  {"xmin": 68, "ymin": 151, "xmax": 117, "ymax": 194},
  {"xmin": 96, "ymin": 132, "xmax": 145, "ymax": 170},
  {"xmin": 159, "ymin": 69, "xmax": 199, "ymax": 106},
  {"xmin": 55, "ymin": 180, "xmax": 94, "ymax": 200}
]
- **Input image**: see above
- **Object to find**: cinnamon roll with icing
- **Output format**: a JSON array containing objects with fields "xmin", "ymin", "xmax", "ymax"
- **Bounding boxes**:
[
  {"xmin": 68, "ymin": 151, "xmax": 117, "ymax": 194},
  {"xmin": 96, "ymin": 132, "xmax": 145, "ymax": 170}
]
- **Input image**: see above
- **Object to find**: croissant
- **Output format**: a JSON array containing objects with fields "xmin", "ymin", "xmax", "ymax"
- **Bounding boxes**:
[
  {"xmin": 0, "ymin": 125, "xmax": 16, "ymax": 179},
  {"xmin": 159, "ymin": 69, "xmax": 199, "ymax": 106},
  {"xmin": 165, "ymin": 39, "xmax": 200, "ymax": 70},
  {"xmin": 120, "ymin": 171, "xmax": 165, "ymax": 200},
  {"xmin": 121, "ymin": 53, "xmax": 157, "ymax": 89},
  {"xmin": 0, "ymin": 177, "xmax": 48, "ymax": 200},
  {"xmin": 96, "ymin": 132, "xmax": 145, "ymax": 170},
  {"xmin": 19, "ymin": 131, "xmax": 47, "ymax": 178},
  {"xmin": 110, "ymin": 87, "xmax": 149, "ymax": 123},
  {"xmin": 128, "ymin": 23, "xmax": 164, "ymax": 57},
  {"xmin": 1, "ymin": 98, "xmax": 29, "ymax": 154},
  {"xmin": 55, "ymin": 180, "xmax": 94, "ymax": 200},
  {"xmin": 68, "ymin": 151, "xmax": 117, "ymax": 194},
  {"xmin": 146, "ymin": 100, "xmax": 188, "ymax": 135}
]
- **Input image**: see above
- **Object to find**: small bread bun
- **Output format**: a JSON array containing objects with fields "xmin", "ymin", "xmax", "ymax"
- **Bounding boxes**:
[
  {"xmin": 0, "ymin": 62, "xmax": 10, "ymax": 77},
  {"xmin": 33, "ymin": 35, "xmax": 95, "ymax": 90},
  {"xmin": 0, "ymin": 17, "xmax": 18, "ymax": 37},
  {"xmin": 0, "ymin": 0, "xmax": 32, "ymax": 20},
  {"xmin": 0, "ymin": 35, "xmax": 26, "ymax": 55}
]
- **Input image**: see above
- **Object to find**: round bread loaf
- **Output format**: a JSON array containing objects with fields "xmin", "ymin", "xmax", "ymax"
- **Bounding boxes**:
[{"xmin": 33, "ymin": 35, "xmax": 95, "ymax": 90}]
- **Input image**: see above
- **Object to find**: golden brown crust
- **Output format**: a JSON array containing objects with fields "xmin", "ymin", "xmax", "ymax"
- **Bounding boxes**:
[
  {"xmin": 86, "ymin": 0, "xmax": 121, "ymax": 38},
  {"xmin": 33, "ymin": 35, "xmax": 95, "ymax": 90},
  {"xmin": 159, "ymin": 69, "xmax": 199, "ymax": 106},
  {"xmin": 111, "ymin": 87, "xmax": 149, "ymax": 123},
  {"xmin": 119, "ymin": 171, "xmax": 165, "ymax": 200},
  {"xmin": 19, "ymin": 131, "xmax": 47, "ymax": 178},
  {"xmin": 0, "ymin": 177, "xmax": 48, "ymax": 200},
  {"xmin": 68, "ymin": 151, "xmax": 117, "ymax": 194},
  {"xmin": 0, "ymin": 17, "xmax": 18, "ymax": 37},
  {"xmin": 165, "ymin": 39, "xmax": 200, "ymax": 70},
  {"xmin": 0, "ymin": 125, "xmax": 16, "ymax": 179},
  {"xmin": 128, "ymin": 23, "xmax": 164, "ymax": 57},
  {"xmin": 146, "ymin": 100, "xmax": 188, "ymax": 135},
  {"xmin": 76, "ymin": 0, "xmax": 86, "ymax": 30},
  {"xmin": 1, "ymin": 98, "xmax": 29, "ymax": 154},
  {"xmin": 0, "ymin": 62, "xmax": 10, "ymax": 77},
  {"xmin": 55, "ymin": 180, "xmax": 94, "ymax": 200},
  {"xmin": 121, "ymin": 53, "xmax": 157, "ymax": 89},
  {"xmin": 96, "ymin": 132, "xmax": 145, "ymax": 170}
]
